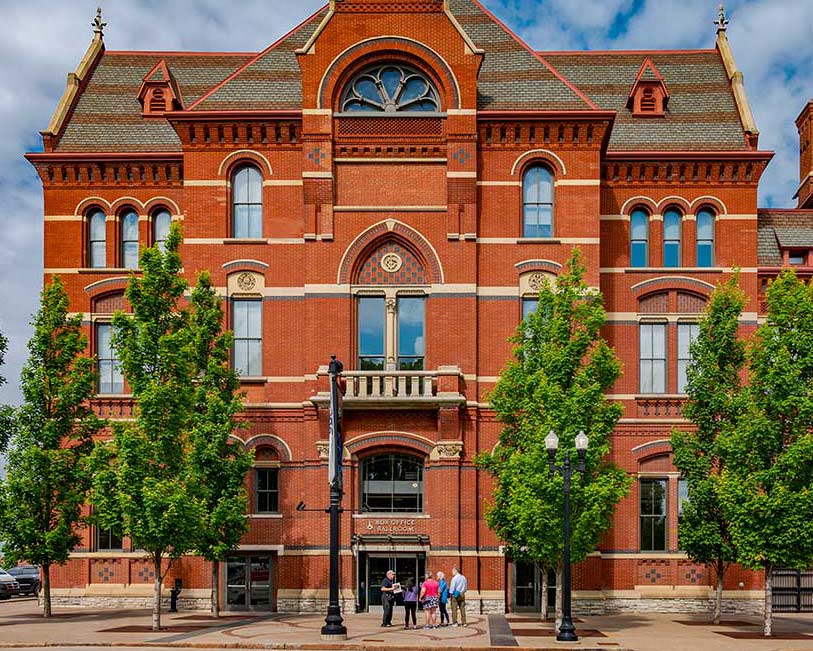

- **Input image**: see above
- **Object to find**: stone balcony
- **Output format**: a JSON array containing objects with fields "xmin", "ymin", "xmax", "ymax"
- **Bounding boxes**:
[{"xmin": 310, "ymin": 365, "xmax": 465, "ymax": 410}]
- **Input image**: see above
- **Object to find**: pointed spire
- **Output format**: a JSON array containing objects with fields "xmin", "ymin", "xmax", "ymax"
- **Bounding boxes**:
[
  {"xmin": 715, "ymin": 4, "xmax": 729, "ymax": 33},
  {"xmin": 92, "ymin": 6, "xmax": 107, "ymax": 40}
]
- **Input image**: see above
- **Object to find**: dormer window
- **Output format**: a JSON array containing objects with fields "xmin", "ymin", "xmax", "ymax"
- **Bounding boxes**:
[
  {"xmin": 788, "ymin": 250, "xmax": 809, "ymax": 266},
  {"xmin": 137, "ymin": 59, "xmax": 182, "ymax": 117},
  {"xmin": 628, "ymin": 58, "xmax": 669, "ymax": 118}
]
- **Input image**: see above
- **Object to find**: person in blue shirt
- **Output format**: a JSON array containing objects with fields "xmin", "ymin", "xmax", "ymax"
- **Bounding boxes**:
[{"xmin": 437, "ymin": 571, "xmax": 450, "ymax": 626}]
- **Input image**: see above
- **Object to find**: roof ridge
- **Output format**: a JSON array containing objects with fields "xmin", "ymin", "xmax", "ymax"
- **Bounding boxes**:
[
  {"xmin": 542, "ymin": 49, "xmax": 717, "ymax": 56},
  {"xmin": 186, "ymin": 4, "xmax": 328, "ymax": 112},
  {"xmin": 467, "ymin": 0, "xmax": 597, "ymax": 111}
]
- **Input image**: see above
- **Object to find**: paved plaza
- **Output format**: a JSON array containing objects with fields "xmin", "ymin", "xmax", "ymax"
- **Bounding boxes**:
[{"xmin": 5, "ymin": 598, "xmax": 813, "ymax": 651}]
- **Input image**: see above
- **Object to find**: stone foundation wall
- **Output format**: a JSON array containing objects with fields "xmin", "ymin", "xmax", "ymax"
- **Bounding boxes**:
[
  {"xmin": 49, "ymin": 595, "xmax": 210, "ymax": 611},
  {"xmin": 574, "ymin": 598, "xmax": 763, "ymax": 616}
]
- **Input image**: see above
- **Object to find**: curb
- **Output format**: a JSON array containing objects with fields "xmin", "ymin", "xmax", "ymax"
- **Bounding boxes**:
[{"xmin": 0, "ymin": 644, "xmax": 633, "ymax": 651}]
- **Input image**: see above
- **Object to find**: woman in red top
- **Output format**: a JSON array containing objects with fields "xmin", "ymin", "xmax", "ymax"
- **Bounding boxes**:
[{"xmin": 418, "ymin": 571, "xmax": 440, "ymax": 628}]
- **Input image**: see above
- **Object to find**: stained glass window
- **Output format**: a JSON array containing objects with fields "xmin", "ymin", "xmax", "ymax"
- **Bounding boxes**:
[{"xmin": 341, "ymin": 64, "xmax": 440, "ymax": 113}]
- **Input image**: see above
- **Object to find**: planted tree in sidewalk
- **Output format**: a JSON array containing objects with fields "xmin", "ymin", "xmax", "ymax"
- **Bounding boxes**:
[
  {"xmin": 188, "ymin": 272, "xmax": 253, "ymax": 617},
  {"xmin": 90, "ymin": 224, "xmax": 203, "ymax": 631},
  {"xmin": 476, "ymin": 250, "xmax": 630, "ymax": 626},
  {"xmin": 0, "ymin": 278, "xmax": 103, "ymax": 617},
  {"xmin": 671, "ymin": 276, "xmax": 745, "ymax": 624},
  {"xmin": 719, "ymin": 270, "xmax": 813, "ymax": 637}
]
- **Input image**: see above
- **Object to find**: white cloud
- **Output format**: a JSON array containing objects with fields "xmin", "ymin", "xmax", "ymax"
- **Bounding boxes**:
[{"xmin": 0, "ymin": 0, "xmax": 809, "ymax": 404}]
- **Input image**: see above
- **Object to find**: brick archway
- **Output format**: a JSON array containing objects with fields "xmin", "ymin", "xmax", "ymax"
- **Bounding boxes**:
[{"xmin": 338, "ymin": 220, "xmax": 443, "ymax": 285}]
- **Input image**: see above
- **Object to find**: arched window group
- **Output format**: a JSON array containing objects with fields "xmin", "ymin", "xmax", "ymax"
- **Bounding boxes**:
[
  {"xmin": 629, "ymin": 206, "xmax": 715, "ymax": 268},
  {"xmin": 85, "ymin": 206, "xmax": 173, "ymax": 269},
  {"xmin": 522, "ymin": 164, "xmax": 554, "ymax": 238}
]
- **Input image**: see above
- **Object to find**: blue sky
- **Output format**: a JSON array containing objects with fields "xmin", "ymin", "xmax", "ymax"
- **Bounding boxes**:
[{"xmin": 0, "ymin": 0, "xmax": 811, "ymax": 404}]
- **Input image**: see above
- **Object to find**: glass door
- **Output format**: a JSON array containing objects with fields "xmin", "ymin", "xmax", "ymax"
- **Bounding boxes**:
[
  {"xmin": 225, "ymin": 555, "xmax": 273, "ymax": 611},
  {"xmin": 363, "ymin": 553, "xmax": 426, "ymax": 612},
  {"xmin": 512, "ymin": 562, "xmax": 557, "ymax": 613}
]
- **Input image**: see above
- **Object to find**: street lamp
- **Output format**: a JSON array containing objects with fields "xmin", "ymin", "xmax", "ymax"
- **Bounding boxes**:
[{"xmin": 545, "ymin": 429, "xmax": 588, "ymax": 643}]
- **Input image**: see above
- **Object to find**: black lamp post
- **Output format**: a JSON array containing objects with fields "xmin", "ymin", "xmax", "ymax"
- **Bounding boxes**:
[
  {"xmin": 545, "ymin": 429, "xmax": 589, "ymax": 643},
  {"xmin": 321, "ymin": 355, "xmax": 347, "ymax": 640}
]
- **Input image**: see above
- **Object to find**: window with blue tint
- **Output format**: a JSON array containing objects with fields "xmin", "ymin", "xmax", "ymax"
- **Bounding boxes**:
[
  {"xmin": 663, "ymin": 209, "xmax": 682, "ymax": 267},
  {"xmin": 630, "ymin": 209, "xmax": 649, "ymax": 267},
  {"xmin": 88, "ymin": 209, "xmax": 107, "ymax": 268},
  {"xmin": 696, "ymin": 209, "xmax": 715, "ymax": 267},
  {"xmin": 639, "ymin": 322, "xmax": 666, "ymax": 394},
  {"xmin": 397, "ymin": 296, "xmax": 425, "ymax": 370},
  {"xmin": 232, "ymin": 165, "xmax": 263, "ymax": 238},
  {"xmin": 96, "ymin": 323, "xmax": 123, "ymax": 394},
  {"xmin": 120, "ymin": 210, "xmax": 139, "ymax": 269},
  {"xmin": 358, "ymin": 297, "xmax": 385, "ymax": 371},
  {"xmin": 677, "ymin": 323, "xmax": 699, "ymax": 394},
  {"xmin": 232, "ymin": 299, "xmax": 262, "ymax": 377},
  {"xmin": 522, "ymin": 165, "xmax": 553, "ymax": 238},
  {"xmin": 152, "ymin": 209, "xmax": 171, "ymax": 251},
  {"xmin": 522, "ymin": 298, "xmax": 539, "ymax": 320},
  {"xmin": 341, "ymin": 64, "xmax": 439, "ymax": 113}
]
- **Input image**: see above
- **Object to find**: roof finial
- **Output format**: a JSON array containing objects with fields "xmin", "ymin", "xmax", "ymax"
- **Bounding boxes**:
[
  {"xmin": 92, "ymin": 6, "xmax": 107, "ymax": 39},
  {"xmin": 715, "ymin": 4, "xmax": 729, "ymax": 33}
]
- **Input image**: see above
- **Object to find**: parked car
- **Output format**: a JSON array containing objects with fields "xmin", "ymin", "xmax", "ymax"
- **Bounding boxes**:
[
  {"xmin": 6, "ymin": 566, "xmax": 39, "ymax": 597},
  {"xmin": 0, "ymin": 570, "xmax": 20, "ymax": 600}
]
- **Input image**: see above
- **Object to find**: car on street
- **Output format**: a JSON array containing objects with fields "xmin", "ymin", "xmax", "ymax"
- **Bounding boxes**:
[
  {"xmin": 6, "ymin": 566, "xmax": 39, "ymax": 597},
  {"xmin": 0, "ymin": 570, "xmax": 20, "ymax": 600}
]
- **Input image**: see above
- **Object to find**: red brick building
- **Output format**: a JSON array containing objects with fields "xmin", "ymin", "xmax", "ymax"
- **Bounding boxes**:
[{"xmin": 26, "ymin": 0, "xmax": 809, "ymax": 615}]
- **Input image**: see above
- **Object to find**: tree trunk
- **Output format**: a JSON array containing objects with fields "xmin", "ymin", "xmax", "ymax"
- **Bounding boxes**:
[
  {"xmin": 211, "ymin": 561, "xmax": 220, "ymax": 618},
  {"xmin": 763, "ymin": 568, "xmax": 772, "ymax": 637},
  {"xmin": 42, "ymin": 563, "xmax": 51, "ymax": 618},
  {"xmin": 152, "ymin": 557, "xmax": 162, "ymax": 631},
  {"xmin": 554, "ymin": 566, "xmax": 563, "ymax": 634},
  {"xmin": 713, "ymin": 568, "xmax": 724, "ymax": 625},
  {"xmin": 540, "ymin": 566, "xmax": 548, "ymax": 622}
]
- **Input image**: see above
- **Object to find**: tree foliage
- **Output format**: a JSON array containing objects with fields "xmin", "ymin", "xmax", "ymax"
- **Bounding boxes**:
[
  {"xmin": 0, "ymin": 329, "xmax": 11, "ymax": 451},
  {"xmin": 90, "ymin": 224, "xmax": 204, "ymax": 631},
  {"xmin": 718, "ymin": 270, "xmax": 813, "ymax": 636},
  {"xmin": 671, "ymin": 276, "xmax": 745, "ymax": 623},
  {"xmin": 0, "ymin": 278, "xmax": 103, "ymax": 616},
  {"xmin": 477, "ymin": 251, "xmax": 630, "ymax": 605},
  {"xmin": 188, "ymin": 272, "xmax": 253, "ymax": 616}
]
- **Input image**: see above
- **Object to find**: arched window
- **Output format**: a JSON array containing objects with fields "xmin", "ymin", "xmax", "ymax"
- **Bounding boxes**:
[
  {"xmin": 340, "ymin": 63, "xmax": 440, "ymax": 113},
  {"xmin": 522, "ymin": 165, "xmax": 553, "ymax": 238},
  {"xmin": 696, "ymin": 208, "xmax": 715, "ymax": 267},
  {"xmin": 360, "ymin": 452, "xmax": 424, "ymax": 513},
  {"xmin": 231, "ymin": 165, "xmax": 263, "ymax": 239},
  {"xmin": 630, "ymin": 208, "xmax": 650, "ymax": 268},
  {"xmin": 663, "ymin": 208, "xmax": 682, "ymax": 267},
  {"xmin": 152, "ymin": 209, "xmax": 171, "ymax": 251},
  {"xmin": 120, "ymin": 209, "xmax": 139, "ymax": 269},
  {"xmin": 87, "ymin": 209, "xmax": 107, "ymax": 268}
]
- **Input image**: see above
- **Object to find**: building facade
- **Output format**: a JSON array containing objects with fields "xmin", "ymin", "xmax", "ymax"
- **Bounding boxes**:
[{"xmin": 27, "ymin": 0, "xmax": 810, "ymax": 615}]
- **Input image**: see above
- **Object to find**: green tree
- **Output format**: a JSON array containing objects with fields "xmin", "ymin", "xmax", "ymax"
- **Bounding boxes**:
[
  {"xmin": 719, "ymin": 270, "xmax": 813, "ymax": 636},
  {"xmin": 672, "ymin": 276, "xmax": 746, "ymax": 624},
  {"xmin": 477, "ymin": 250, "xmax": 630, "ymax": 625},
  {"xmin": 0, "ymin": 329, "xmax": 12, "ymax": 450},
  {"xmin": 0, "ymin": 278, "xmax": 103, "ymax": 617},
  {"xmin": 90, "ymin": 224, "xmax": 203, "ymax": 631},
  {"xmin": 188, "ymin": 272, "xmax": 253, "ymax": 617}
]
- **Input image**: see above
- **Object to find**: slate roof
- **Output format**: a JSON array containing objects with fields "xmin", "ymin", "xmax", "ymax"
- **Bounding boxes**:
[
  {"xmin": 447, "ymin": 0, "xmax": 593, "ymax": 111},
  {"xmin": 543, "ymin": 51, "xmax": 749, "ymax": 151},
  {"xmin": 758, "ymin": 210, "xmax": 813, "ymax": 266},
  {"xmin": 56, "ymin": 53, "xmax": 254, "ymax": 152}
]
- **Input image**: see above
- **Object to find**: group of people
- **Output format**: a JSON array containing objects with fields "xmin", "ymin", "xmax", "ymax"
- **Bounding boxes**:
[{"xmin": 380, "ymin": 566, "xmax": 468, "ymax": 630}]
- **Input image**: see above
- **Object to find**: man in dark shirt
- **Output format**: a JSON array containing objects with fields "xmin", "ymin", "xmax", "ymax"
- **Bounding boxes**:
[{"xmin": 380, "ymin": 570, "xmax": 396, "ymax": 626}]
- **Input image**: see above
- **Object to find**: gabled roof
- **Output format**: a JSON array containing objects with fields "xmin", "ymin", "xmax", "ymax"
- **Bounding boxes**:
[
  {"xmin": 758, "ymin": 209, "xmax": 813, "ymax": 266},
  {"xmin": 627, "ymin": 57, "xmax": 669, "ymax": 109},
  {"xmin": 544, "ymin": 50, "xmax": 749, "ymax": 151},
  {"xmin": 137, "ymin": 59, "xmax": 183, "ymax": 108},
  {"xmin": 55, "ymin": 52, "xmax": 254, "ymax": 152}
]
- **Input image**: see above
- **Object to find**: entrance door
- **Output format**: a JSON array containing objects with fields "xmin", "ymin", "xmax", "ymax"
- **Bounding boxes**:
[
  {"xmin": 512, "ymin": 562, "xmax": 556, "ymax": 614},
  {"xmin": 225, "ymin": 555, "xmax": 273, "ymax": 611},
  {"xmin": 359, "ymin": 553, "xmax": 426, "ymax": 612}
]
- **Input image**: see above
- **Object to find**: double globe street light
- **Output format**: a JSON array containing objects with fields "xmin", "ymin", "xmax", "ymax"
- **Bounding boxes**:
[{"xmin": 544, "ymin": 429, "xmax": 589, "ymax": 643}]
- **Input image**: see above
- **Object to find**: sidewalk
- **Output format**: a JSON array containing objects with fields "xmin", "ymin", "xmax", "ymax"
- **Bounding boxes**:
[{"xmin": 6, "ymin": 597, "xmax": 813, "ymax": 651}]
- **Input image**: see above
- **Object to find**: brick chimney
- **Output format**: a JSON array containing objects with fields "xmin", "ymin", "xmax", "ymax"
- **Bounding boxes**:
[{"xmin": 796, "ymin": 101, "xmax": 813, "ymax": 208}]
